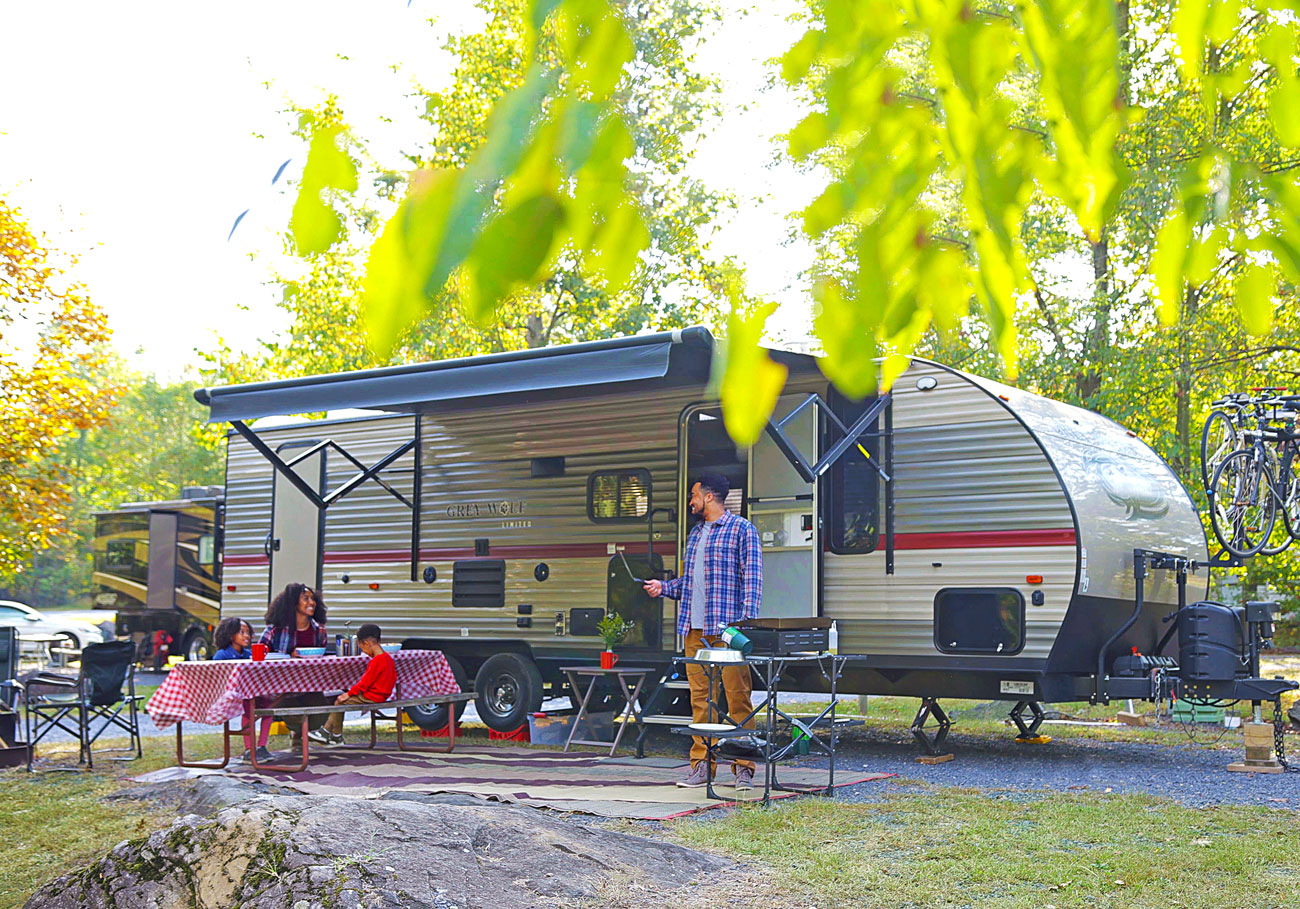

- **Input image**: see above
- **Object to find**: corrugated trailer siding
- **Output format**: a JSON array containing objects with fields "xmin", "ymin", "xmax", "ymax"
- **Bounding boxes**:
[
  {"xmin": 823, "ymin": 362, "xmax": 1076, "ymax": 659},
  {"xmin": 223, "ymin": 390, "xmax": 699, "ymax": 652},
  {"xmin": 826, "ymin": 546, "xmax": 1077, "ymax": 658}
]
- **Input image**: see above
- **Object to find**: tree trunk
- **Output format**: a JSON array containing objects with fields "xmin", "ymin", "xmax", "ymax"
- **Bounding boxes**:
[
  {"xmin": 1173, "ymin": 286, "xmax": 1200, "ymax": 479},
  {"xmin": 1076, "ymin": 235, "xmax": 1110, "ymax": 401}
]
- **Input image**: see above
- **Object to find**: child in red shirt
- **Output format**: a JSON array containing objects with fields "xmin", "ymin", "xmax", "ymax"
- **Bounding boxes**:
[{"xmin": 318, "ymin": 623, "xmax": 394, "ymax": 745}]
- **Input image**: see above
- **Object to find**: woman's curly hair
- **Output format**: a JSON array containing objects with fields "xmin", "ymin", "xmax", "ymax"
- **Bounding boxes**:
[{"xmin": 265, "ymin": 582, "xmax": 327, "ymax": 629}]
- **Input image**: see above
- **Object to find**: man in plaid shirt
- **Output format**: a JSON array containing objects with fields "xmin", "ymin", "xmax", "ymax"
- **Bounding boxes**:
[{"xmin": 643, "ymin": 472, "xmax": 762, "ymax": 789}]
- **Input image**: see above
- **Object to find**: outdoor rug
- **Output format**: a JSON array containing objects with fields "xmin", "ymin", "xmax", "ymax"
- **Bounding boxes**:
[{"xmin": 206, "ymin": 745, "xmax": 892, "ymax": 819}]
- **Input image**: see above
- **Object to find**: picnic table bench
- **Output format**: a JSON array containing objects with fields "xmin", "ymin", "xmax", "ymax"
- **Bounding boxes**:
[{"xmin": 182, "ymin": 691, "xmax": 474, "ymax": 773}]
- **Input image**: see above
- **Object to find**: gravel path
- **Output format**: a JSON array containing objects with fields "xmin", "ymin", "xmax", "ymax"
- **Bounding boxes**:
[{"xmin": 786, "ymin": 726, "xmax": 1300, "ymax": 809}]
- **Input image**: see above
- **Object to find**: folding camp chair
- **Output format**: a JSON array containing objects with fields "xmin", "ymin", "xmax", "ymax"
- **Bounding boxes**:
[
  {"xmin": 0, "ymin": 627, "xmax": 21, "ymax": 758},
  {"xmin": 23, "ymin": 640, "xmax": 142, "ymax": 771}
]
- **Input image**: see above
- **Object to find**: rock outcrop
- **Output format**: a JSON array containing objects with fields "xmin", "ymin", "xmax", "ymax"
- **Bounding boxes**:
[{"xmin": 26, "ymin": 788, "xmax": 729, "ymax": 908}]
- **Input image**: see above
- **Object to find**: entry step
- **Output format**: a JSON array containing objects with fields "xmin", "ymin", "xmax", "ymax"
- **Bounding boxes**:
[{"xmin": 640, "ymin": 714, "xmax": 693, "ymax": 726}]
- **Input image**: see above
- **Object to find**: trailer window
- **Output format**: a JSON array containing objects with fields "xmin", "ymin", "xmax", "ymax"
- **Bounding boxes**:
[
  {"xmin": 105, "ymin": 539, "xmax": 137, "ymax": 570},
  {"xmin": 197, "ymin": 534, "xmax": 215, "ymax": 568},
  {"xmin": 933, "ymin": 588, "xmax": 1024, "ymax": 655},
  {"xmin": 825, "ymin": 393, "xmax": 880, "ymax": 554},
  {"xmin": 587, "ymin": 470, "xmax": 652, "ymax": 522}
]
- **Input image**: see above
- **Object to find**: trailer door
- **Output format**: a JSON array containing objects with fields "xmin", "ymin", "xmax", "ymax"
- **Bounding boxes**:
[
  {"xmin": 268, "ymin": 441, "xmax": 325, "ymax": 597},
  {"xmin": 748, "ymin": 396, "xmax": 819, "ymax": 618}
]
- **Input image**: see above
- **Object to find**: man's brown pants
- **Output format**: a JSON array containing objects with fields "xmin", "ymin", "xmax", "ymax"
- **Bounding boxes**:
[{"xmin": 684, "ymin": 628, "xmax": 756, "ymax": 774}]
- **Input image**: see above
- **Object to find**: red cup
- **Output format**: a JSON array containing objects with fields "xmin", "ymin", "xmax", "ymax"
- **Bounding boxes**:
[
  {"xmin": 600, "ymin": 651, "xmax": 619, "ymax": 670},
  {"xmin": 251, "ymin": 643, "xmax": 266, "ymax": 662}
]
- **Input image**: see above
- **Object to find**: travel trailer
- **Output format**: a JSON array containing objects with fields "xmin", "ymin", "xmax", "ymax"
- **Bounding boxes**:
[
  {"xmin": 196, "ymin": 328, "xmax": 1292, "ymax": 741},
  {"xmin": 93, "ymin": 488, "xmax": 224, "ymax": 662}
]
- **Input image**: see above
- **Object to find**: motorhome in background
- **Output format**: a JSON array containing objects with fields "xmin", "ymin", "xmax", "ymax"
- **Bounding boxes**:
[
  {"xmin": 192, "ymin": 327, "xmax": 1272, "ymax": 747},
  {"xmin": 92, "ymin": 487, "xmax": 224, "ymax": 662}
]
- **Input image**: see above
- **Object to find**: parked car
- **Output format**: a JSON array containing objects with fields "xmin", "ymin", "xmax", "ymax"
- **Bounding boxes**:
[{"xmin": 0, "ymin": 600, "xmax": 106, "ymax": 651}]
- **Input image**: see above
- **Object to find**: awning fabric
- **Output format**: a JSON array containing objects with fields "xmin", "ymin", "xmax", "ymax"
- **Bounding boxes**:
[{"xmin": 195, "ymin": 328, "xmax": 713, "ymax": 424}]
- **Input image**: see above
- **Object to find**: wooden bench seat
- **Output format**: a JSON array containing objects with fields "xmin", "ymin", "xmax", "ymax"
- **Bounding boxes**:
[{"xmin": 178, "ymin": 691, "xmax": 472, "ymax": 774}]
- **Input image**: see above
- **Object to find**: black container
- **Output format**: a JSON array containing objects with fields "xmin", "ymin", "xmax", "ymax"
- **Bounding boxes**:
[
  {"xmin": 744, "ymin": 627, "xmax": 830, "ymax": 655},
  {"xmin": 1179, "ymin": 601, "xmax": 1245, "ymax": 682}
]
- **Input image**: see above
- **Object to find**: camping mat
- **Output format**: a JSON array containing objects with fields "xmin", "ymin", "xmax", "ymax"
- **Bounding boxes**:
[{"xmin": 216, "ymin": 745, "xmax": 893, "ymax": 819}]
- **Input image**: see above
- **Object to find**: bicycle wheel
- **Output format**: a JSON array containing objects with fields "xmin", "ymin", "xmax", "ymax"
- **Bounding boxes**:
[
  {"xmin": 1209, "ymin": 449, "xmax": 1277, "ymax": 557},
  {"xmin": 1200, "ymin": 410, "xmax": 1239, "ymax": 494},
  {"xmin": 1281, "ymin": 459, "xmax": 1300, "ymax": 541},
  {"xmin": 1261, "ymin": 447, "xmax": 1292, "ymax": 554}
]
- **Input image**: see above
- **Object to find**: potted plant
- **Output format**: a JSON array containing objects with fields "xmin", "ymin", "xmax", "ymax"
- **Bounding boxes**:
[{"xmin": 597, "ymin": 612, "xmax": 634, "ymax": 669}]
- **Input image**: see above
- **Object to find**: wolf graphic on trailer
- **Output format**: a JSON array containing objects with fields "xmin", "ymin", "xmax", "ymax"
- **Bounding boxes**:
[{"xmin": 196, "ymin": 327, "xmax": 1292, "ymax": 744}]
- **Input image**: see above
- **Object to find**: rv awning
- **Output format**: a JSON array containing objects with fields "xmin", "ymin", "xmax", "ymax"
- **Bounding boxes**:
[{"xmin": 195, "ymin": 327, "xmax": 713, "ymax": 423}]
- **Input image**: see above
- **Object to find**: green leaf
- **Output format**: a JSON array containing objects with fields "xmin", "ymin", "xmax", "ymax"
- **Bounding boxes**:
[
  {"xmin": 1153, "ymin": 208, "xmax": 1190, "ymax": 324},
  {"xmin": 573, "ymin": 8, "xmax": 634, "ymax": 98},
  {"xmin": 718, "ymin": 300, "xmax": 787, "ymax": 447},
  {"xmin": 1173, "ymin": 0, "xmax": 1209, "ymax": 76},
  {"xmin": 586, "ymin": 201, "xmax": 647, "ymax": 291},
  {"xmin": 781, "ymin": 30, "xmax": 823, "ymax": 84},
  {"xmin": 361, "ymin": 168, "xmax": 459, "ymax": 357},
  {"xmin": 1235, "ymin": 264, "xmax": 1275, "ymax": 335},
  {"xmin": 290, "ymin": 125, "xmax": 358, "ymax": 256},
  {"xmin": 464, "ymin": 194, "xmax": 567, "ymax": 323},
  {"xmin": 1272, "ymin": 75, "xmax": 1300, "ymax": 147}
]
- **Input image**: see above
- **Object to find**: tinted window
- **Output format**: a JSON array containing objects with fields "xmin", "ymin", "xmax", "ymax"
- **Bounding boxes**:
[
  {"xmin": 825, "ymin": 392, "xmax": 880, "ymax": 554},
  {"xmin": 934, "ymin": 588, "xmax": 1024, "ymax": 655},
  {"xmin": 0, "ymin": 605, "xmax": 25, "ymax": 620},
  {"xmin": 587, "ymin": 470, "xmax": 651, "ymax": 522}
]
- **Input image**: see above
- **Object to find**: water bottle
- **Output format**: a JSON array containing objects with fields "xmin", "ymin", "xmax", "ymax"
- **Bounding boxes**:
[
  {"xmin": 334, "ymin": 634, "xmax": 343, "ymax": 656},
  {"xmin": 719, "ymin": 625, "xmax": 754, "ymax": 656},
  {"xmin": 828, "ymin": 621, "xmax": 839, "ymax": 655}
]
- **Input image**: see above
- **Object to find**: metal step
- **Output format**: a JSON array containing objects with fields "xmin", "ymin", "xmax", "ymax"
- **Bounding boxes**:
[
  {"xmin": 641, "ymin": 714, "xmax": 693, "ymax": 726},
  {"xmin": 661, "ymin": 679, "xmax": 690, "ymax": 690}
]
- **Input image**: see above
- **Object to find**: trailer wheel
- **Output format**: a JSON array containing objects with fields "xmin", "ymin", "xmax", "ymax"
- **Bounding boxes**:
[
  {"xmin": 183, "ymin": 631, "xmax": 210, "ymax": 662},
  {"xmin": 474, "ymin": 652, "xmax": 544, "ymax": 732},
  {"xmin": 407, "ymin": 655, "xmax": 470, "ymax": 731}
]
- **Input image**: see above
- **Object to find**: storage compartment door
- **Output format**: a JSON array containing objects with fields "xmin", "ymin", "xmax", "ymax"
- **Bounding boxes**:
[
  {"xmin": 269, "ymin": 443, "xmax": 325, "ymax": 598},
  {"xmin": 750, "ymin": 396, "xmax": 818, "ymax": 618}
]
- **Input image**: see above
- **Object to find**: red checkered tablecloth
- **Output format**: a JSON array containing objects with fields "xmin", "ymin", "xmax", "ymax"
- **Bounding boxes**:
[{"xmin": 145, "ymin": 650, "xmax": 461, "ymax": 728}]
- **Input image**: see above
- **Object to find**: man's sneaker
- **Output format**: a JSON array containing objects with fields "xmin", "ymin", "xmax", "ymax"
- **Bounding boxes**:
[
  {"xmin": 328, "ymin": 730, "xmax": 346, "ymax": 746},
  {"xmin": 307, "ymin": 728, "xmax": 333, "ymax": 746},
  {"xmin": 676, "ymin": 762, "xmax": 712, "ymax": 788},
  {"xmin": 733, "ymin": 766, "xmax": 755, "ymax": 790},
  {"xmin": 239, "ymin": 749, "xmax": 252, "ymax": 763},
  {"xmin": 255, "ymin": 746, "xmax": 273, "ymax": 763}
]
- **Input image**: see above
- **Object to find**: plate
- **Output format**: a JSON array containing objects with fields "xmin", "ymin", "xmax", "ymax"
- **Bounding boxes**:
[{"xmin": 688, "ymin": 722, "xmax": 738, "ymax": 733}]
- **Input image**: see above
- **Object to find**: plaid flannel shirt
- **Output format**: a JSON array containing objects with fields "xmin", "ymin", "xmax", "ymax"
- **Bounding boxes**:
[
  {"xmin": 259, "ymin": 619, "xmax": 326, "ymax": 655},
  {"xmin": 663, "ymin": 509, "xmax": 763, "ymax": 637}
]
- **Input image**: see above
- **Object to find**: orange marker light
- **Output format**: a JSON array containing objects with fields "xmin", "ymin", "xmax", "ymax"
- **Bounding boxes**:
[
  {"xmin": 369, "ymin": 582, "xmax": 380, "ymax": 591},
  {"xmin": 1026, "ymin": 575, "xmax": 1043, "ymax": 585},
  {"xmin": 226, "ymin": 585, "xmax": 236, "ymax": 592},
  {"xmin": 998, "ymin": 394, "xmax": 1010, "ymax": 401}
]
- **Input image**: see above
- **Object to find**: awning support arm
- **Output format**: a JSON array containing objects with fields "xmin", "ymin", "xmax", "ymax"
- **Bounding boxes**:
[
  {"xmin": 762, "ymin": 393, "xmax": 893, "ymax": 485},
  {"xmin": 231, "ymin": 420, "xmax": 327, "ymax": 510},
  {"xmin": 230, "ymin": 420, "xmax": 415, "ymax": 512}
]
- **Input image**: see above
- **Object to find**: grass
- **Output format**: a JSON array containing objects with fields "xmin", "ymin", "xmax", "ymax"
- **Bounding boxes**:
[
  {"xmin": 0, "ymin": 731, "xmax": 225, "ymax": 909},
  {"xmin": 660, "ymin": 787, "xmax": 1300, "ymax": 908}
]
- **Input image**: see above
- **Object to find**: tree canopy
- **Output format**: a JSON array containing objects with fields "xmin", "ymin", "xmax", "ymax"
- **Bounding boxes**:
[
  {"xmin": 215, "ymin": 0, "xmax": 735, "ymax": 386},
  {"xmin": 0, "ymin": 198, "xmax": 118, "ymax": 582}
]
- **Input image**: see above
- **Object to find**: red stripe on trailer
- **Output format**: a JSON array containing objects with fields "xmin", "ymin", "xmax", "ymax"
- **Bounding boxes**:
[
  {"xmin": 891, "ymin": 529, "xmax": 1076, "ymax": 549},
  {"xmin": 224, "ymin": 540, "xmax": 677, "ymax": 567}
]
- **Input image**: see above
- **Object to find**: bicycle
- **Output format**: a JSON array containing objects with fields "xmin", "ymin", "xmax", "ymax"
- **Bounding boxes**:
[
  {"xmin": 1200, "ymin": 391, "xmax": 1255, "ymax": 495},
  {"xmin": 1208, "ymin": 395, "xmax": 1300, "ymax": 557}
]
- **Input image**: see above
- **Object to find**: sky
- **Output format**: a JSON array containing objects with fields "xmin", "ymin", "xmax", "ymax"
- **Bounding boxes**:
[{"xmin": 0, "ymin": 0, "xmax": 818, "ymax": 379}]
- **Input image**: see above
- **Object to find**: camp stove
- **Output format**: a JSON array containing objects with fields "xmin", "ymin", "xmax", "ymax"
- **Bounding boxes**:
[{"xmin": 737, "ymin": 618, "xmax": 831, "ymax": 655}]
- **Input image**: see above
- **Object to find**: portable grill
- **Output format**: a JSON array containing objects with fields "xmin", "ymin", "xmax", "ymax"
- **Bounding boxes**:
[{"xmin": 737, "ymin": 617, "xmax": 831, "ymax": 655}]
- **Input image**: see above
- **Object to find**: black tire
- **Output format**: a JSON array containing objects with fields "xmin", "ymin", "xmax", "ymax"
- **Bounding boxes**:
[
  {"xmin": 407, "ymin": 654, "xmax": 470, "ymax": 731},
  {"xmin": 1209, "ymin": 449, "xmax": 1277, "ymax": 557},
  {"xmin": 474, "ymin": 652, "xmax": 544, "ymax": 732},
  {"xmin": 1200, "ymin": 410, "xmax": 1238, "ymax": 494},
  {"xmin": 1278, "ymin": 460, "xmax": 1300, "ymax": 542},
  {"xmin": 183, "ymin": 631, "xmax": 211, "ymax": 662}
]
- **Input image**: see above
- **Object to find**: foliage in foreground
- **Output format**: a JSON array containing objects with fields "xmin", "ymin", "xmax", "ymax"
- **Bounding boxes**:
[
  {"xmin": 286, "ymin": 0, "xmax": 1299, "ymax": 449},
  {"xmin": 667, "ymin": 788, "xmax": 1300, "ymax": 908}
]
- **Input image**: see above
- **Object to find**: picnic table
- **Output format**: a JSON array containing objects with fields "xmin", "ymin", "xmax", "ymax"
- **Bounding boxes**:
[{"xmin": 147, "ymin": 650, "xmax": 462, "ymax": 771}]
